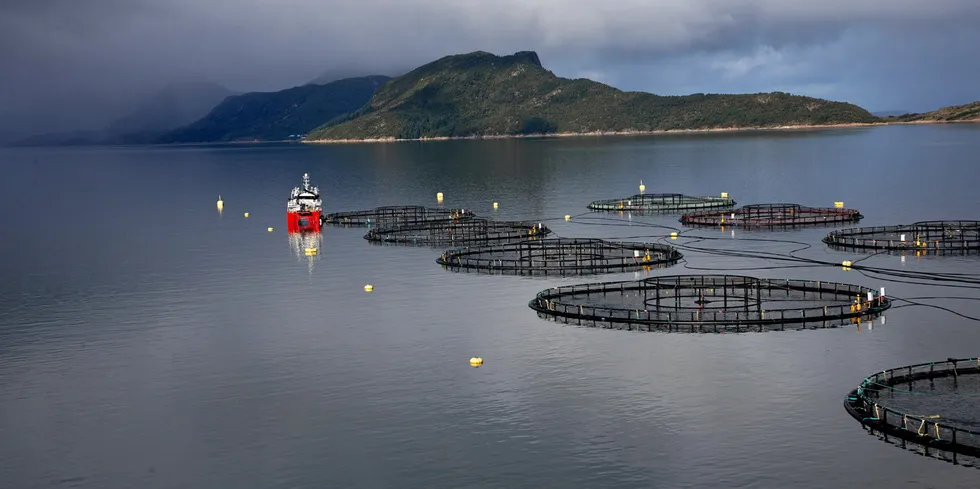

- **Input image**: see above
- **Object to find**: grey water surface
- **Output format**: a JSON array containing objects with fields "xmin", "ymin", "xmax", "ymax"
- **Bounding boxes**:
[{"xmin": 2, "ymin": 124, "xmax": 980, "ymax": 488}]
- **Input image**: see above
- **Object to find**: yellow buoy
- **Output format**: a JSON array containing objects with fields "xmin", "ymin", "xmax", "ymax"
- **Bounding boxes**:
[
  {"xmin": 267, "ymin": 227, "xmax": 274, "ymax": 232},
  {"xmin": 304, "ymin": 247, "xmax": 318, "ymax": 256},
  {"xmin": 721, "ymin": 192, "xmax": 729, "ymax": 199},
  {"xmin": 364, "ymin": 284, "xmax": 374, "ymax": 292},
  {"xmin": 670, "ymin": 232, "xmax": 678, "ymax": 239},
  {"xmin": 244, "ymin": 212, "xmax": 249, "ymax": 218},
  {"xmin": 639, "ymin": 180, "xmax": 646, "ymax": 194},
  {"xmin": 469, "ymin": 357, "xmax": 483, "ymax": 367},
  {"xmin": 834, "ymin": 201, "xmax": 844, "ymax": 208},
  {"xmin": 436, "ymin": 192, "xmax": 444, "ymax": 202},
  {"xmin": 564, "ymin": 215, "xmax": 571, "ymax": 221},
  {"xmin": 493, "ymin": 202, "xmax": 499, "ymax": 210}
]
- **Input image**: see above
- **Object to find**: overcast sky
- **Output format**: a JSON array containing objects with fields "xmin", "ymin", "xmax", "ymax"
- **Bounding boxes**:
[{"xmin": 2, "ymin": 0, "xmax": 979, "ymax": 142}]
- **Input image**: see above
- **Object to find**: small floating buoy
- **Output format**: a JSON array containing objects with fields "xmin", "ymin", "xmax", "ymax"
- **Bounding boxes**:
[
  {"xmin": 364, "ymin": 284, "xmax": 374, "ymax": 292},
  {"xmin": 469, "ymin": 357, "xmax": 483, "ymax": 367},
  {"xmin": 436, "ymin": 192, "xmax": 444, "ymax": 203},
  {"xmin": 217, "ymin": 195, "xmax": 224, "ymax": 214},
  {"xmin": 267, "ymin": 227, "xmax": 274, "ymax": 232},
  {"xmin": 564, "ymin": 215, "xmax": 571, "ymax": 221},
  {"xmin": 493, "ymin": 202, "xmax": 498, "ymax": 210},
  {"xmin": 639, "ymin": 180, "xmax": 646, "ymax": 194},
  {"xmin": 304, "ymin": 247, "xmax": 318, "ymax": 256},
  {"xmin": 834, "ymin": 201, "xmax": 844, "ymax": 208},
  {"xmin": 721, "ymin": 192, "xmax": 729, "ymax": 199},
  {"xmin": 670, "ymin": 232, "xmax": 678, "ymax": 239},
  {"xmin": 244, "ymin": 212, "xmax": 249, "ymax": 218}
]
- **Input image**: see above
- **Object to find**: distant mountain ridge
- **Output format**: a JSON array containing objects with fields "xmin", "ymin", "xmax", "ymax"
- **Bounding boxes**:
[
  {"xmin": 871, "ymin": 110, "xmax": 909, "ymax": 117},
  {"xmin": 158, "ymin": 75, "xmax": 390, "ymax": 143},
  {"xmin": 306, "ymin": 50, "xmax": 878, "ymax": 141}
]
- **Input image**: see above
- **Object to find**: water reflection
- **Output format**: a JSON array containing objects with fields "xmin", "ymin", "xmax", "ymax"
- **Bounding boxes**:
[{"xmin": 288, "ymin": 231, "xmax": 323, "ymax": 278}]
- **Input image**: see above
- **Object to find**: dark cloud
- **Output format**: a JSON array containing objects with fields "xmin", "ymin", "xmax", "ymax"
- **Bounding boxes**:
[{"xmin": 2, "ymin": 0, "xmax": 979, "ymax": 141}]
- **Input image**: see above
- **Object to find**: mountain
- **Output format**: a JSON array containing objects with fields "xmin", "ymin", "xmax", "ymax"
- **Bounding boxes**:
[
  {"xmin": 306, "ymin": 50, "xmax": 878, "ymax": 141},
  {"xmin": 884, "ymin": 101, "xmax": 980, "ymax": 122},
  {"xmin": 9, "ymin": 81, "xmax": 235, "ymax": 147},
  {"xmin": 158, "ymin": 75, "xmax": 390, "ymax": 143},
  {"xmin": 872, "ymin": 110, "xmax": 909, "ymax": 117}
]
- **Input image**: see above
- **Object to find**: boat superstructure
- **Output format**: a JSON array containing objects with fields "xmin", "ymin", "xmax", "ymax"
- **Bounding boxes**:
[{"xmin": 287, "ymin": 173, "xmax": 322, "ymax": 232}]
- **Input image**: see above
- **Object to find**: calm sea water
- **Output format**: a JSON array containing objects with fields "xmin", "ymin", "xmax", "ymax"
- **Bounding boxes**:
[{"xmin": 2, "ymin": 124, "xmax": 980, "ymax": 488}]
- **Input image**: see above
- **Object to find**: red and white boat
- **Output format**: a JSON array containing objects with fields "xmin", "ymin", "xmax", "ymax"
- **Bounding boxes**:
[{"xmin": 287, "ymin": 173, "xmax": 323, "ymax": 232}]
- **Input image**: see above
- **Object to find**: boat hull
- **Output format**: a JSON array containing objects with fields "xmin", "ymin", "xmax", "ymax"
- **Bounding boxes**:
[{"xmin": 287, "ymin": 210, "xmax": 322, "ymax": 232}]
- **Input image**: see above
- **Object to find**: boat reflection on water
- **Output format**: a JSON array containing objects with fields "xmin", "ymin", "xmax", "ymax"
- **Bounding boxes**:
[{"xmin": 288, "ymin": 231, "xmax": 323, "ymax": 278}]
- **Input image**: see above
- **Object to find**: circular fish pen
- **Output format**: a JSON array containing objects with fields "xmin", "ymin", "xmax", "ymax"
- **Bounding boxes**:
[
  {"xmin": 588, "ymin": 193, "xmax": 735, "ymax": 213},
  {"xmin": 364, "ymin": 218, "xmax": 551, "ymax": 246},
  {"xmin": 529, "ymin": 274, "xmax": 889, "ymax": 332},
  {"xmin": 824, "ymin": 220, "xmax": 980, "ymax": 254},
  {"xmin": 680, "ymin": 203, "xmax": 863, "ymax": 228},
  {"xmin": 436, "ymin": 238, "xmax": 682, "ymax": 276},
  {"xmin": 844, "ymin": 357, "xmax": 980, "ymax": 468},
  {"xmin": 323, "ymin": 205, "xmax": 474, "ymax": 227}
]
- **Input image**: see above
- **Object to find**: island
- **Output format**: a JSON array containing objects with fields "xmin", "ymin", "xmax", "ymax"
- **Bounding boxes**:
[{"xmin": 304, "ymin": 50, "xmax": 879, "ymax": 143}]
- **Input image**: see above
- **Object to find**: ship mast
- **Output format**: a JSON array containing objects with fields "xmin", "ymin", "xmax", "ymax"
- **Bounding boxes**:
[{"xmin": 302, "ymin": 173, "xmax": 310, "ymax": 191}]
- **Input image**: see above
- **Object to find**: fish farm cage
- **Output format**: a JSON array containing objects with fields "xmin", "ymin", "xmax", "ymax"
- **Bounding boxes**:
[
  {"xmin": 323, "ymin": 205, "xmax": 474, "ymax": 227},
  {"xmin": 844, "ymin": 357, "xmax": 980, "ymax": 468},
  {"xmin": 436, "ymin": 238, "xmax": 682, "ymax": 276},
  {"xmin": 824, "ymin": 220, "xmax": 980, "ymax": 254},
  {"xmin": 364, "ymin": 218, "xmax": 551, "ymax": 246},
  {"xmin": 529, "ymin": 274, "xmax": 890, "ymax": 332},
  {"xmin": 587, "ymin": 193, "xmax": 736, "ymax": 213},
  {"xmin": 680, "ymin": 203, "xmax": 863, "ymax": 228}
]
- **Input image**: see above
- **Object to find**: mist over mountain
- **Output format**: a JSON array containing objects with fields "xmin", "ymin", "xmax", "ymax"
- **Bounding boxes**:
[
  {"xmin": 158, "ymin": 75, "xmax": 390, "ymax": 143},
  {"xmin": 10, "ymin": 81, "xmax": 235, "ymax": 146},
  {"xmin": 105, "ymin": 81, "xmax": 236, "ymax": 136},
  {"xmin": 4, "ymin": 0, "xmax": 980, "ymax": 145},
  {"xmin": 308, "ymin": 67, "xmax": 404, "ymax": 86}
]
